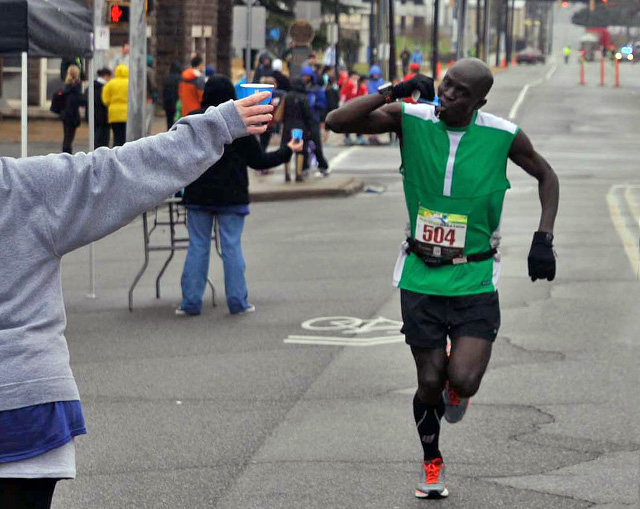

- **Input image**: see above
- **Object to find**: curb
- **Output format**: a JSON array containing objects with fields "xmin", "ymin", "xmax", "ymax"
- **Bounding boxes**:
[{"xmin": 249, "ymin": 174, "xmax": 364, "ymax": 202}]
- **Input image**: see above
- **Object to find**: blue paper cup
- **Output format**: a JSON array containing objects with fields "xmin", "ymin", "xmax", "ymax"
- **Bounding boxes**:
[
  {"xmin": 239, "ymin": 84, "xmax": 274, "ymax": 105},
  {"xmin": 291, "ymin": 128, "xmax": 303, "ymax": 140}
]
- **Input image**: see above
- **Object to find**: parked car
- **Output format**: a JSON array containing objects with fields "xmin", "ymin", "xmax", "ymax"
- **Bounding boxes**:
[
  {"xmin": 516, "ymin": 48, "xmax": 546, "ymax": 65},
  {"xmin": 614, "ymin": 45, "xmax": 635, "ymax": 62}
]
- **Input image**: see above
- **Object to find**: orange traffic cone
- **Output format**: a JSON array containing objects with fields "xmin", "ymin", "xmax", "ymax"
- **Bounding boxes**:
[
  {"xmin": 436, "ymin": 61, "xmax": 442, "ymax": 79},
  {"xmin": 500, "ymin": 58, "xmax": 507, "ymax": 68}
]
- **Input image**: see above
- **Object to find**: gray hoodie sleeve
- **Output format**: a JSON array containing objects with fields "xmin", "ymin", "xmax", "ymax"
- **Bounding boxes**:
[{"xmin": 11, "ymin": 100, "xmax": 247, "ymax": 256}]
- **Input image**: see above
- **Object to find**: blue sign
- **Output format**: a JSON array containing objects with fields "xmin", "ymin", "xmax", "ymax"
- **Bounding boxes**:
[{"xmin": 269, "ymin": 27, "xmax": 281, "ymax": 41}]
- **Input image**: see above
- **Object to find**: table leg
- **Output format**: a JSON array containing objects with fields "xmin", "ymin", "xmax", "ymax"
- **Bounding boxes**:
[{"xmin": 128, "ymin": 212, "xmax": 150, "ymax": 311}]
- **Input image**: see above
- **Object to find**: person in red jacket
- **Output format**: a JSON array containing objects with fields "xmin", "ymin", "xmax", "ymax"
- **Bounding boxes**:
[
  {"xmin": 403, "ymin": 62, "xmax": 421, "ymax": 104},
  {"xmin": 339, "ymin": 71, "xmax": 360, "ymax": 144},
  {"xmin": 179, "ymin": 55, "xmax": 206, "ymax": 117}
]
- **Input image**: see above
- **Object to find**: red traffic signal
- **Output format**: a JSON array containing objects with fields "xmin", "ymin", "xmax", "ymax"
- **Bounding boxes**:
[
  {"xmin": 110, "ymin": 4, "xmax": 124, "ymax": 22},
  {"xmin": 561, "ymin": 1, "xmax": 569, "ymax": 6}
]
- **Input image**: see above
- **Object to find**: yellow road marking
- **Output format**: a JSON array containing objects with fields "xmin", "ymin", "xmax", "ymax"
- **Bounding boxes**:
[{"xmin": 607, "ymin": 185, "xmax": 640, "ymax": 279}]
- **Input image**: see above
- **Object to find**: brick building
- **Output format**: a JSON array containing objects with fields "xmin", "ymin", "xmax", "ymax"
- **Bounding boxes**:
[{"xmin": 111, "ymin": 0, "xmax": 233, "ymax": 104}]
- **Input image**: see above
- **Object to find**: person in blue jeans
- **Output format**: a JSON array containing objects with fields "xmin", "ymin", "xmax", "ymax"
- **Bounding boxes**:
[{"xmin": 178, "ymin": 75, "xmax": 303, "ymax": 316}]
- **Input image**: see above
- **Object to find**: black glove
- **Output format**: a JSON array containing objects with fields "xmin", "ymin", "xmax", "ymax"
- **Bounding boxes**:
[
  {"xmin": 528, "ymin": 232, "xmax": 556, "ymax": 282},
  {"xmin": 392, "ymin": 75, "xmax": 435, "ymax": 102}
]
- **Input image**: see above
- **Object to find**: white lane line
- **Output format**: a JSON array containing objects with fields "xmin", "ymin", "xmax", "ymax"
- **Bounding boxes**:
[
  {"xmin": 508, "ymin": 64, "xmax": 557, "ymax": 121},
  {"xmin": 328, "ymin": 146, "xmax": 360, "ymax": 169},
  {"xmin": 284, "ymin": 334, "xmax": 405, "ymax": 346},
  {"xmin": 545, "ymin": 64, "xmax": 557, "ymax": 81},
  {"xmin": 607, "ymin": 185, "xmax": 640, "ymax": 279}
]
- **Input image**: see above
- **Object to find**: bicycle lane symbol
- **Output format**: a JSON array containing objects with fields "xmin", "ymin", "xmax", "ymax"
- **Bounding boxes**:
[{"xmin": 284, "ymin": 316, "xmax": 405, "ymax": 346}]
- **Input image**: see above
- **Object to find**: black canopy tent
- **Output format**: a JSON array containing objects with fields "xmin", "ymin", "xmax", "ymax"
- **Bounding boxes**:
[
  {"xmin": 0, "ymin": 0, "xmax": 97, "ymax": 295},
  {"xmin": 0, "ymin": 0, "xmax": 93, "ymax": 157},
  {"xmin": 0, "ymin": 0, "xmax": 92, "ymax": 58}
]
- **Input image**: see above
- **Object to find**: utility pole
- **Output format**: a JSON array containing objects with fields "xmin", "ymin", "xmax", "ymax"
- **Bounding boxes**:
[
  {"xmin": 508, "ymin": 0, "xmax": 515, "ymax": 63},
  {"xmin": 476, "ymin": 0, "xmax": 482, "ymax": 58},
  {"xmin": 482, "ymin": 0, "xmax": 490, "ymax": 62},
  {"xmin": 335, "ymin": 0, "xmax": 340, "ymax": 68},
  {"xmin": 127, "ymin": 0, "xmax": 147, "ymax": 142},
  {"xmin": 456, "ymin": 0, "xmax": 468, "ymax": 59},
  {"xmin": 495, "ymin": 0, "xmax": 503, "ymax": 67},
  {"xmin": 504, "ymin": 0, "xmax": 510, "ymax": 66},
  {"xmin": 379, "ymin": 0, "xmax": 386, "ymax": 75},
  {"xmin": 245, "ymin": 0, "xmax": 254, "ymax": 81},
  {"xmin": 431, "ymin": 0, "xmax": 440, "ymax": 77},
  {"xmin": 93, "ymin": 0, "xmax": 106, "ymax": 71},
  {"xmin": 388, "ymin": 0, "xmax": 397, "ymax": 79},
  {"xmin": 370, "ymin": 0, "xmax": 377, "ymax": 64}
]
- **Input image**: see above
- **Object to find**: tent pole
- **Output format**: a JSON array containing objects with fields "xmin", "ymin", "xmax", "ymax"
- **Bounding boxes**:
[
  {"xmin": 21, "ymin": 52, "xmax": 28, "ymax": 158},
  {"xmin": 88, "ymin": 58, "xmax": 96, "ymax": 299},
  {"xmin": 89, "ymin": 0, "xmax": 107, "ymax": 299}
]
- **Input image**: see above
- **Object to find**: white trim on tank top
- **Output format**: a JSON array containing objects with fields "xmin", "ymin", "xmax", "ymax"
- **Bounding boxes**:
[{"xmin": 443, "ymin": 131, "xmax": 465, "ymax": 196}]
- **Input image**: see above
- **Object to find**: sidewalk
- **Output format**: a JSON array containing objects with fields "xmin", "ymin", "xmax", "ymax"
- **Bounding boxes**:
[{"xmin": 0, "ymin": 116, "xmax": 364, "ymax": 201}]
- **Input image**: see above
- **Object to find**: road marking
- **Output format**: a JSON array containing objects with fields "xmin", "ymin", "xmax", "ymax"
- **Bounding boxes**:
[
  {"xmin": 508, "ymin": 64, "xmax": 557, "ymax": 121},
  {"xmin": 284, "ymin": 335, "xmax": 405, "ymax": 346},
  {"xmin": 286, "ymin": 315, "xmax": 405, "ymax": 346},
  {"xmin": 607, "ymin": 185, "xmax": 640, "ymax": 278},
  {"xmin": 624, "ymin": 186, "xmax": 640, "ymax": 229},
  {"xmin": 545, "ymin": 63, "xmax": 557, "ymax": 81},
  {"xmin": 328, "ymin": 146, "xmax": 360, "ymax": 169}
]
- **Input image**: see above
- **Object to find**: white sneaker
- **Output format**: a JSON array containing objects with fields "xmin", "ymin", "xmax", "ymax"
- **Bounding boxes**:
[
  {"xmin": 234, "ymin": 304, "xmax": 255, "ymax": 315},
  {"xmin": 175, "ymin": 307, "xmax": 199, "ymax": 316}
]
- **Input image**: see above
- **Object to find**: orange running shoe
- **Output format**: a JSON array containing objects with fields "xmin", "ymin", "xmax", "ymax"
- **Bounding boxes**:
[
  {"xmin": 443, "ymin": 380, "xmax": 470, "ymax": 424},
  {"xmin": 414, "ymin": 458, "xmax": 449, "ymax": 498}
]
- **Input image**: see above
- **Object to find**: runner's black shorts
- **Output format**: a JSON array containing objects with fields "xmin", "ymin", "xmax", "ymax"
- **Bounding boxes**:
[{"xmin": 400, "ymin": 289, "xmax": 500, "ymax": 349}]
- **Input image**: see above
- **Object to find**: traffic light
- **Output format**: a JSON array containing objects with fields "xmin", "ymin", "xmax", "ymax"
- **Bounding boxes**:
[
  {"xmin": 561, "ymin": 1, "xmax": 569, "ymax": 7},
  {"xmin": 106, "ymin": 1, "xmax": 151, "ymax": 25},
  {"xmin": 107, "ymin": 2, "xmax": 129, "ymax": 24}
]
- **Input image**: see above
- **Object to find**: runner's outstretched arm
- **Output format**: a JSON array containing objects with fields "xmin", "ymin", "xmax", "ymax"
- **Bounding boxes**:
[
  {"xmin": 325, "ymin": 94, "xmax": 402, "ymax": 135},
  {"xmin": 509, "ymin": 129, "xmax": 559, "ymax": 233}
]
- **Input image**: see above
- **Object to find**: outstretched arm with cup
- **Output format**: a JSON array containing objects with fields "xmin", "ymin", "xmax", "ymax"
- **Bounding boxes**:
[
  {"xmin": 326, "ymin": 75, "xmax": 435, "ymax": 136},
  {"xmin": 245, "ymin": 136, "xmax": 304, "ymax": 170},
  {"xmin": 11, "ymin": 92, "xmax": 273, "ymax": 256}
]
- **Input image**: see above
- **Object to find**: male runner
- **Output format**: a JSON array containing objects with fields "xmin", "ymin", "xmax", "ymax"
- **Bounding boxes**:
[{"xmin": 326, "ymin": 58, "xmax": 559, "ymax": 498}]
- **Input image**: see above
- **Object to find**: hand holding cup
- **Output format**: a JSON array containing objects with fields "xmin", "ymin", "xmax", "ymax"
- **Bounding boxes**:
[
  {"xmin": 287, "ymin": 138, "xmax": 304, "ymax": 152},
  {"xmin": 234, "ymin": 92, "xmax": 274, "ymax": 134}
]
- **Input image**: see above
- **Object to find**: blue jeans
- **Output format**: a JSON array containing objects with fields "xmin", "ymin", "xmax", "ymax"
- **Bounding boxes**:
[{"xmin": 180, "ymin": 209, "xmax": 249, "ymax": 314}]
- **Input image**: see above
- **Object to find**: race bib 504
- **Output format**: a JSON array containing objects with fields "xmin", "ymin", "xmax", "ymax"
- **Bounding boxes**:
[{"xmin": 414, "ymin": 206, "xmax": 468, "ymax": 259}]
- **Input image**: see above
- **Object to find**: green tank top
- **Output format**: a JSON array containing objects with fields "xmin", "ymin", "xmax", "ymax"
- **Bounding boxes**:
[{"xmin": 394, "ymin": 102, "xmax": 519, "ymax": 296}]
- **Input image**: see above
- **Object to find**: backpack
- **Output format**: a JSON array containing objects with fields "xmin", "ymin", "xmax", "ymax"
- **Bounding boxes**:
[{"xmin": 50, "ymin": 89, "xmax": 65, "ymax": 115}]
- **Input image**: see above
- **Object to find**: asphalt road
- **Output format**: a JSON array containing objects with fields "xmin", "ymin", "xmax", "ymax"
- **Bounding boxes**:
[{"xmin": 35, "ymin": 9, "xmax": 640, "ymax": 508}]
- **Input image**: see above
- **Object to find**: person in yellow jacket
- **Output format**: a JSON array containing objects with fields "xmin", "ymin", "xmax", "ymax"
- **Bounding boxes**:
[{"xmin": 102, "ymin": 65, "xmax": 129, "ymax": 146}]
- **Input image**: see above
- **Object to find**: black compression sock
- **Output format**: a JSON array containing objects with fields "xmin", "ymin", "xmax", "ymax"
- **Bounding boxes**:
[{"xmin": 413, "ymin": 392, "xmax": 445, "ymax": 460}]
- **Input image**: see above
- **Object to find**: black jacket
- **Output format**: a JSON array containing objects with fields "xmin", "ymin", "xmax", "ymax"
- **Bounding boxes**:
[
  {"xmin": 183, "ymin": 109, "xmax": 293, "ymax": 207},
  {"xmin": 61, "ymin": 83, "xmax": 84, "ymax": 127},
  {"xmin": 280, "ymin": 87, "xmax": 313, "ymax": 148},
  {"xmin": 85, "ymin": 79, "xmax": 108, "ymax": 126},
  {"xmin": 162, "ymin": 62, "xmax": 182, "ymax": 111},
  {"xmin": 272, "ymin": 71, "xmax": 291, "ymax": 92}
]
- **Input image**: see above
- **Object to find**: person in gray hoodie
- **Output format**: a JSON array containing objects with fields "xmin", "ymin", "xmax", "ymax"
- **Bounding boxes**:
[{"xmin": 0, "ymin": 92, "xmax": 272, "ymax": 509}]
